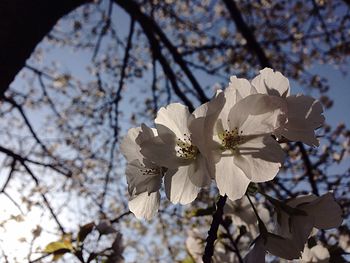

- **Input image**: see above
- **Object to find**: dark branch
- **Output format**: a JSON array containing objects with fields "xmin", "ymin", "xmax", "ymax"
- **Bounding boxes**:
[
  {"xmin": 92, "ymin": 0, "xmax": 113, "ymax": 60},
  {"xmin": 203, "ymin": 195, "xmax": 227, "ymax": 263},
  {"xmin": 222, "ymin": 0, "xmax": 272, "ymax": 68},
  {"xmin": 115, "ymin": 0, "xmax": 208, "ymax": 104}
]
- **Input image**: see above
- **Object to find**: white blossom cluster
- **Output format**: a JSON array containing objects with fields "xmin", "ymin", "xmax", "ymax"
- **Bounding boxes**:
[
  {"xmin": 243, "ymin": 193, "xmax": 342, "ymax": 262},
  {"xmin": 185, "ymin": 194, "xmax": 342, "ymax": 262},
  {"xmin": 120, "ymin": 68, "xmax": 343, "ymax": 261}
]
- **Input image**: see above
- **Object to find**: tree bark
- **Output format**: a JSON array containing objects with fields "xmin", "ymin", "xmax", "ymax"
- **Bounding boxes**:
[{"xmin": 0, "ymin": 0, "xmax": 89, "ymax": 99}]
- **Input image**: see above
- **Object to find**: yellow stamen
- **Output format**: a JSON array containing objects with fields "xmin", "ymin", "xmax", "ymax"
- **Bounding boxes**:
[
  {"xmin": 176, "ymin": 133, "xmax": 198, "ymax": 160},
  {"xmin": 220, "ymin": 127, "xmax": 245, "ymax": 151}
]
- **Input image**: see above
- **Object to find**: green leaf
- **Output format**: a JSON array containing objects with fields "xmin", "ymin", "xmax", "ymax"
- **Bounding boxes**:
[
  {"xmin": 78, "ymin": 222, "xmax": 95, "ymax": 243},
  {"xmin": 187, "ymin": 206, "xmax": 215, "ymax": 217},
  {"xmin": 44, "ymin": 241, "xmax": 73, "ymax": 253},
  {"xmin": 44, "ymin": 240, "xmax": 74, "ymax": 261},
  {"xmin": 181, "ymin": 256, "xmax": 196, "ymax": 263}
]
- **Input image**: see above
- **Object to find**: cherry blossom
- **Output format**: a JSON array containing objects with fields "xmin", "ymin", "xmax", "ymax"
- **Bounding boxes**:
[
  {"xmin": 263, "ymin": 192, "xmax": 343, "ymax": 260},
  {"xmin": 140, "ymin": 101, "xmax": 223, "ymax": 204},
  {"xmin": 120, "ymin": 124, "xmax": 167, "ymax": 219},
  {"xmin": 251, "ymin": 68, "xmax": 325, "ymax": 146},
  {"xmin": 276, "ymin": 192, "xmax": 343, "ymax": 243},
  {"xmin": 206, "ymin": 89, "xmax": 286, "ymax": 201}
]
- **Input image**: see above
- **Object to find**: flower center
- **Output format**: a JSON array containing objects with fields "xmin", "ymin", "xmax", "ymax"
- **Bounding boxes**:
[
  {"xmin": 141, "ymin": 168, "xmax": 160, "ymax": 176},
  {"xmin": 176, "ymin": 133, "xmax": 198, "ymax": 160},
  {"xmin": 140, "ymin": 165, "xmax": 166, "ymax": 176},
  {"xmin": 220, "ymin": 128, "xmax": 245, "ymax": 151}
]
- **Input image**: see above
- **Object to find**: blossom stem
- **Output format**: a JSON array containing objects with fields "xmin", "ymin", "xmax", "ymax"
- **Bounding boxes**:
[
  {"xmin": 202, "ymin": 194, "xmax": 227, "ymax": 263},
  {"xmin": 246, "ymin": 194, "xmax": 262, "ymax": 223},
  {"xmin": 246, "ymin": 194, "xmax": 268, "ymax": 236}
]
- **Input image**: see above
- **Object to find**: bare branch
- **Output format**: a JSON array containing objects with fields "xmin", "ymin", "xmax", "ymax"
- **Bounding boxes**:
[{"xmin": 203, "ymin": 195, "xmax": 227, "ymax": 263}]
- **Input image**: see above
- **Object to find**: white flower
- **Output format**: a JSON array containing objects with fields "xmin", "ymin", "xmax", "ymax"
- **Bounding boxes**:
[
  {"xmin": 301, "ymin": 243, "xmax": 330, "ymax": 263},
  {"xmin": 245, "ymin": 232, "xmax": 314, "ymax": 262},
  {"xmin": 264, "ymin": 192, "xmax": 343, "ymax": 260},
  {"xmin": 141, "ymin": 101, "xmax": 223, "ymax": 204},
  {"xmin": 188, "ymin": 92, "xmax": 226, "ymax": 177},
  {"xmin": 244, "ymin": 193, "xmax": 342, "ymax": 261},
  {"xmin": 251, "ymin": 68, "xmax": 325, "ymax": 146},
  {"xmin": 277, "ymin": 192, "xmax": 343, "ymax": 241},
  {"xmin": 204, "ymin": 87, "xmax": 286, "ymax": 201},
  {"xmin": 120, "ymin": 124, "xmax": 167, "ymax": 219},
  {"xmin": 125, "ymin": 159, "xmax": 163, "ymax": 220}
]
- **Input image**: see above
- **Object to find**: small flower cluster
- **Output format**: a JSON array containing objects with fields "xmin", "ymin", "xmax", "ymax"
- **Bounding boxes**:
[{"xmin": 120, "ymin": 68, "xmax": 325, "ymax": 220}]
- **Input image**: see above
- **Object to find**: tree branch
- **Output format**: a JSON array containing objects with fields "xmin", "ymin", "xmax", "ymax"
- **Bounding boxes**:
[
  {"xmin": 203, "ymin": 195, "xmax": 227, "ymax": 263},
  {"xmin": 115, "ymin": 0, "xmax": 208, "ymax": 104},
  {"xmin": 222, "ymin": 0, "xmax": 272, "ymax": 68},
  {"xmin": 99, "ymin": 18, "xmax": 135, "ymax": 213},
  {"xmin": 0, "ymin": 0, "xmax": 90, "ymax": 99}
]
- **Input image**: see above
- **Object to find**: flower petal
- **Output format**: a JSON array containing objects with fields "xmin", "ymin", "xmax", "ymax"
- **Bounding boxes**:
[
  {"xmin": 129, "ymin": 191, "xmax": 160, "ymax": 220},
  {"xmin": 264, "ymin": 233, "xmax": 303, "ymax": 260},
  {"xmin": 155, "ymin": 103, "xmax": 191, "ymax": 142},
  {"xmin": 228, "ymin": 94, "xmax": 287, "ymax": 135},
  {"xmin": 140, "ymin": 136, "xmax": 188, "ymax": 168},
  {"xmin": 229, "ymin": 75, "xmax": 255, "ymax": 99},
  {"xmin": 301, "ymin": 193, "xmax": 343, "ymax": 230},
  {"xmin": 234, "ymin": 136, "xmax": 283, "ymax": 182},
  {"xmin": 120, "ymin": 127, "xmax": 143, "ymax": 162},
  {"xmin": 121, "ymin": 125, "xmax": 158, "ymax": 162},
  {"xmin": 289, "ymin": 213, "xmax": 315, "ymax": 252},
  {"xmin": 277, "ymin": 94, "xmax": 324, "ymax": 146},
  {"xmin": 189, "ymin": 154, "xmax": 211, "ymax": 187},
  {"xmin": 136, "ymin": 123, "xmax": 157, "ymax": 144},
  {"xmin": 233, "ymin": 154, "xmax": 281, "ymax": 183},
  {"xmin": 189, "ymin": 92, "xmax": 226, "ymax": 177},
  {"xmin": 239, "ymin": 135, "xmax": 285, "ymax": 163},
  {"xmin": 125, "ymin": 159, "xmax": 162, "ymax": 195},
  {"xmin": 215, "ymin": 156, "xmax": 250, "ymax": 201},
  {"xmin": 164, "ymin": 165, "xmax": 201, "ymax": 204},
  {"xmin": 243, "ymin": 237, "xmax": 266, "ymax": 263},
  {"xmin": 217, "ymin": 86, "xmax": 240, "ymax": 131},
  {"xmin": 251, "ymin": 68, "xmax": 290, "ymax": 98}
]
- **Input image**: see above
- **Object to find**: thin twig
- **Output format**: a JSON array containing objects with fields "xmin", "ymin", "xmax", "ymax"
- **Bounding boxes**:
[
  {"xmin": 21, "ymin": 162, "xmax": 66, "ymax": 235},
  {"xmin": 92, "ymin": 0, "xmax": 113, "ymax": 60},
  {"xmin": 99, "ymin": 18, "xmax": 135, "ymax": 213},
  {"xmin": 221, "ymin": 220, "xmax": 243, "ymax": 263},
  {"xmin": 116, "ymin": 0, "xmax": 208, "ymax": 103}
]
